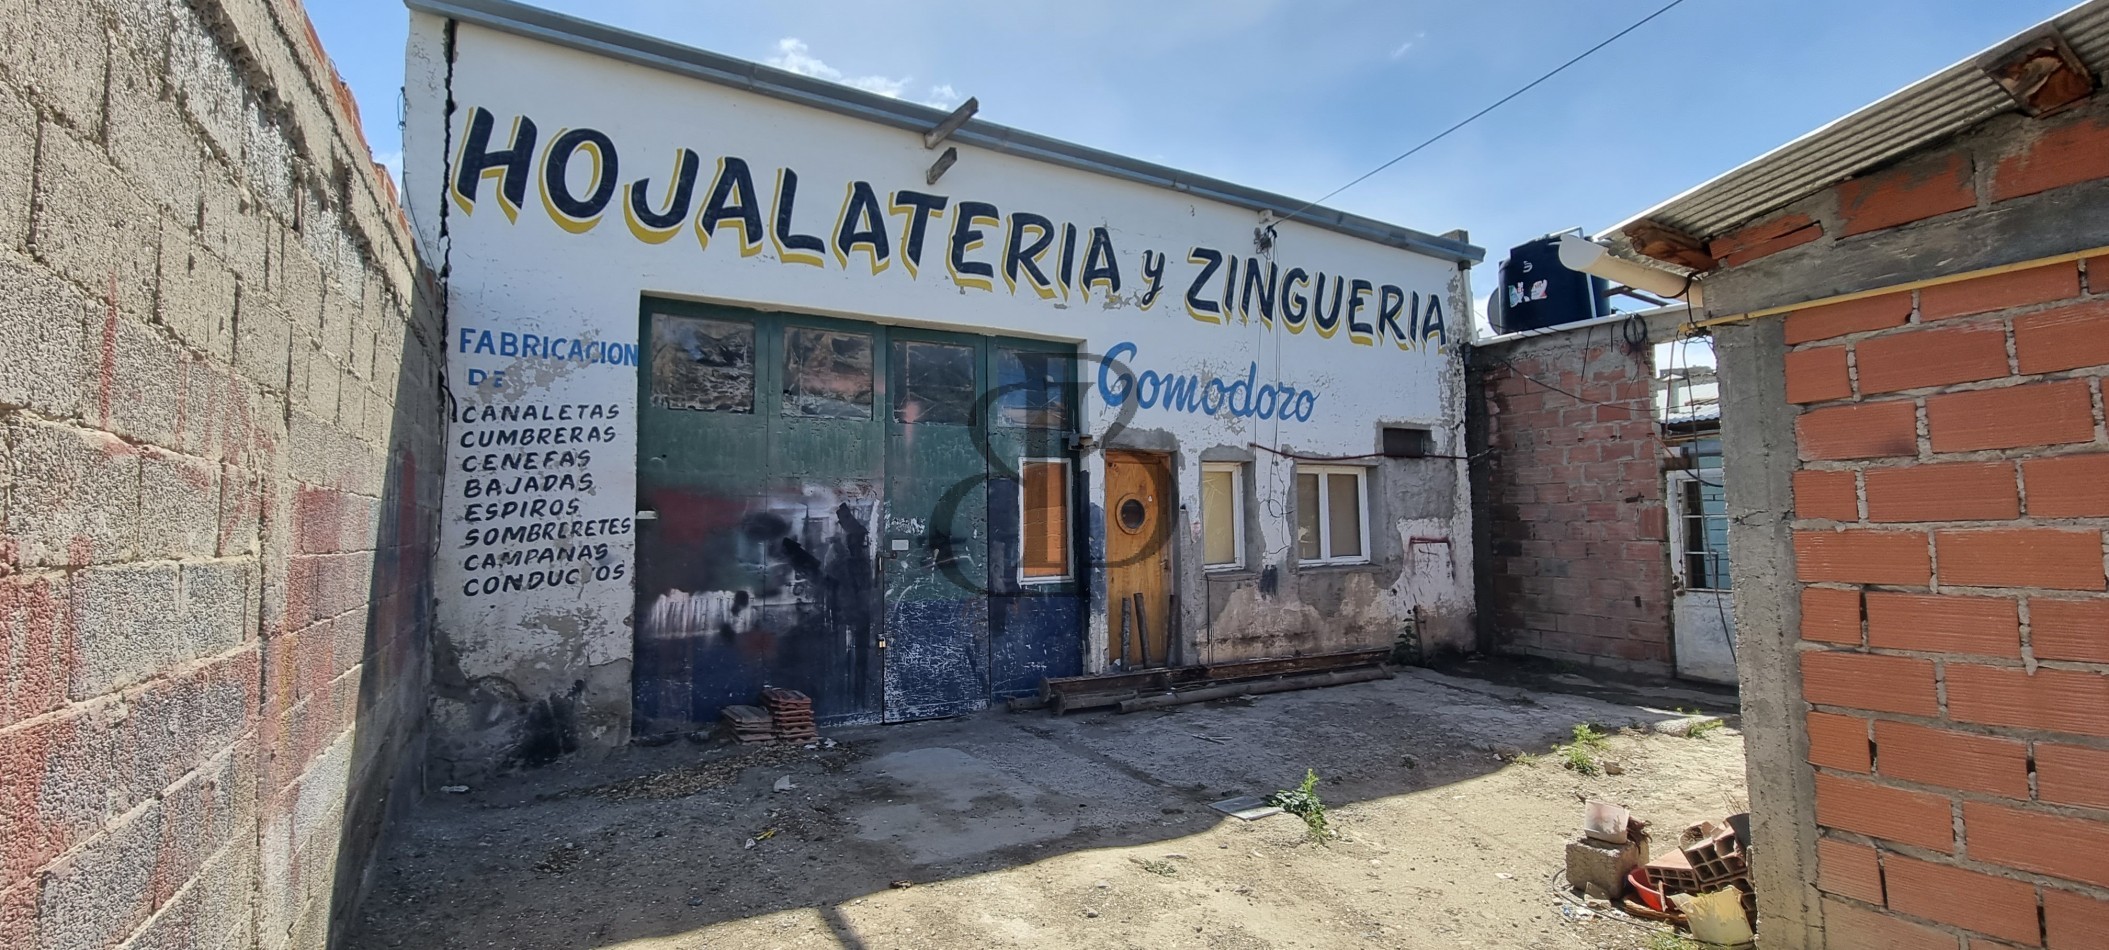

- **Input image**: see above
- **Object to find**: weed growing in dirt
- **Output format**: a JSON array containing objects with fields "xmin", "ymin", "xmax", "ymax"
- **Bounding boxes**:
[
  {"xmin": 1685, "ymin": 717, "xmax": 1725, "ymax": 740},
  {"xmin": 1555, "ymin": 724, "xmax": 1611, "ymax": 776},
  {"xmin": 1644, "ymin": 933, "xmax": 1708, "ymax": 950},
  {"xmin": 1265, "ymin": 769, "xmax": 1334, "ymax": 843}
]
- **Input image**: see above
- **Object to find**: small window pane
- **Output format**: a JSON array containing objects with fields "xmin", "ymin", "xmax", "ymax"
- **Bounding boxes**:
[
  {"xmin": 892, "ymin": 341, "xmax": 976, "ymax": 425},
  {"xmin": 1679, "ymin": 479, "xmax": 1732, "ymax": 591},
  {"xmin": 1295, "ymin": 473, "xmax": 1322, "ymax": 560},
  {"xmin": 996, "ymin": 350, "xmax": 1071, "ymax": 429},
  {"xmin": 782, "ymin": 327, "xmax": 874, "ymax": 419},
  {"xmin": 1327, "ymin": 472, "xmax": 1363, "ymax": 558},
  {"xmin": 650, "ymin": 315, "xmax": 754, "ymax": 413},
  {"xmin": 1202, "ymin": 469, "xmax": 1238, "ymax": 567},
  {"xmin": 1022, "ymin": 460, "xmax": 1070, "ymax": 579}
]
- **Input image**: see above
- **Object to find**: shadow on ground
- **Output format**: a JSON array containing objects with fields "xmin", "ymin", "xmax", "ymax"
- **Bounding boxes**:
[{"xmin": 344, "ymin": 664, "xmax": 1741, "ymax": 949}]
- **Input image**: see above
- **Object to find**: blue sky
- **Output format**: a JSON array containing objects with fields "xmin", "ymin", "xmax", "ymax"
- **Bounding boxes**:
[{"xmin": 308, "ymin": 0, "xmax": 2074, "ymax": 324}]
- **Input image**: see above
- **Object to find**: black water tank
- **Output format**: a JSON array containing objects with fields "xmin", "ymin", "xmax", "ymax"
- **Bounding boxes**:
[{"xmin": 1490, "ymin": 236, "xmax": 1609, "ymax": 334}]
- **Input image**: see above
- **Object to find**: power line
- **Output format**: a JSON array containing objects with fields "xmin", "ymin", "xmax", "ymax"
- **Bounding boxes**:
[{"xmin": 1275, "ymin": 0, "xmax": 1694, "ymax": 227}]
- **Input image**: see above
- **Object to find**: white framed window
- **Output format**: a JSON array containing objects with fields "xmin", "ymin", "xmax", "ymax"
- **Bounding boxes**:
[
  {"xmin": 1295, "ymin": 465, "xmax": 1369, "ymax": 564},
  {"xmin": 1201, "ymin": 463, "xmax": 1245, "ymax": 570},
  {"xmin": 1019, "ymin": 458, "xmax": 1072, "ymax": 584}
]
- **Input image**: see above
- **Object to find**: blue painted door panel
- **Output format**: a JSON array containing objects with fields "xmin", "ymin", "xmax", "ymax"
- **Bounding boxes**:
[{"xmin": 881, "ymin": 330, "xmax": 989, "ymax": 721}]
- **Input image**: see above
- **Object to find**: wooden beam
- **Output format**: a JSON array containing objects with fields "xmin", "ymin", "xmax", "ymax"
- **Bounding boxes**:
[
  {"xmin": 925, "ymin": 146, "xmax": 958, "ymax": 186},
  {"xmin": 923, "ymin": 97, "xmax": 979, "ymax": 149}
]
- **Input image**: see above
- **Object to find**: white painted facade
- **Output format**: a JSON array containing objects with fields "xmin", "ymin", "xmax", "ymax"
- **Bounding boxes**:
[{"xmin": 404, "ymin": 3, "xmax": 1478, "ymax": 771}]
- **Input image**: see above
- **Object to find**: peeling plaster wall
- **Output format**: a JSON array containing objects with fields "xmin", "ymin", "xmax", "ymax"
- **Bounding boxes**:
[
  {"xmin": 0, "ymin": 1, "xmax": 440, "ymax": 949},
  {"xmin": 1187, "ymin": 450, "xmax": 1474, "ymax": 664},
  {"xmin": 403, "ymin": 13, "xmax": 1475, "ymax": 777}
]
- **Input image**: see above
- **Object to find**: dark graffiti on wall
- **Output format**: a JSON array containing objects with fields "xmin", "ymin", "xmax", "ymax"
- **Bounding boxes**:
[{"xmin": 632, "ymin": 484, "xmax": 879, "ymax": 732}]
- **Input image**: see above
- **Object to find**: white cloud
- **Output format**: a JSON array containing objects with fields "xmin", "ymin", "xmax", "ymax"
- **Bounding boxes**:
[
  {"xmin": 766, "ymin": 38, "xmax": 959, "ymax": 108},
  {"xmin": 923, "ymin": 84, "xmax": 963, "ymax": 109},
  {"xmin": 1389, "ymin": 32, "xmax": 1426, "ymax": 61}
]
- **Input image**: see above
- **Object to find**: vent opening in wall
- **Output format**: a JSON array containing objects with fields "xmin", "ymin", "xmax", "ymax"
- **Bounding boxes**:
[{"xmin": 1381, "ymin": 427, "xmax": 1433, "ymax": 459}]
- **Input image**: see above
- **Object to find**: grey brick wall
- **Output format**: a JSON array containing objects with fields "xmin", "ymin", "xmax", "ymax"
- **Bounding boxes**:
[{"xmin": 0, "ymin": 2, "xmax": 439, "ymax": 948}]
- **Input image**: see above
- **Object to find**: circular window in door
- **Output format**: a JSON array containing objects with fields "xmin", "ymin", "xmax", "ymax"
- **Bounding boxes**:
[{"xmin": 1117, "ymin": 496, "xmax": 1149, "ymax": 534}]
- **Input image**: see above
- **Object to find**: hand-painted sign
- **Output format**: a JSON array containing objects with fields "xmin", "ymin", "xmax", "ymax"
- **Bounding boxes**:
[
  {"xmin": 1097, "ymin": 341, "xmax": 1321, "ymax": 422},
  {"xmin": 449, "ymin": 106, "xmax": 1451, "ymax": 350},
  {"xmin": 448, "ymin": 393, "xmax": 632, "ymax": 597}
]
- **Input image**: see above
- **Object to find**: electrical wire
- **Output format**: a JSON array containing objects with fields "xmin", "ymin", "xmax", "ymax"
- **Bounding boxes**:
[
  {"xmin": 1675, "ymin": 317, "xmax": 1738, "ymax": 661},
  {"xmin": 1247, "ymin": 442, "xmax": 1481, "ymax": 463},
  {"xmin": 1273, "ymin": 0, "xmax": 1694, "ymax": 226},
  {"xmin": 1653, "ymin": 322, "xmax": 1738, "ymax": 662}
]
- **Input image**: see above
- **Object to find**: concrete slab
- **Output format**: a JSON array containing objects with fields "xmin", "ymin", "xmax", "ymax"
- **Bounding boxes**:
[
  {"xmin": 852, "ymin": 747, "xmax": 1086, "ymax": 864},
  {"xmin": 1208, "ymin": 796, "xmax": 1283, "ymax": 820}
]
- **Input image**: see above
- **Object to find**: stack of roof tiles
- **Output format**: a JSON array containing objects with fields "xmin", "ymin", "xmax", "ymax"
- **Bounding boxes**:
[
  {"xmin": 721, "ymin": 704, "xmax": 775, "ymax": 744},
  {"xmin": 761, "ymin": 688, "xmax": 816, "ymax": 742},
  {"xmin": 1644, "ymin": 821, "xmax": 1754, "ymax": 923}
]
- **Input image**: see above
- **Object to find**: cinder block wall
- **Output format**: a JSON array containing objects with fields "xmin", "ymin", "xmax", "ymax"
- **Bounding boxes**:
[
  {"xmin": 1469, "ymin": 325, "xmax": 1673, "ymax": 673},
  {"xmin": 1701, "ymin": 91, "xmax": 2109, "ymax": 948},
  {"xmin": 0, "ymin": 1, "xmax": 439, "ymax": 949}
]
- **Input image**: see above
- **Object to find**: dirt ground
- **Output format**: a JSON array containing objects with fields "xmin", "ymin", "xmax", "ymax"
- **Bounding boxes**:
[{"xmin": 347, "ymin": 666, "xmax": 1748, "ymax": 950}]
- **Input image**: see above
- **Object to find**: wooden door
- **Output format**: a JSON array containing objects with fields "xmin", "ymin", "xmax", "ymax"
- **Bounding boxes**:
[{"xmin": 1104, "ymin": 451, "xmax": 1172, "ymax": 669}]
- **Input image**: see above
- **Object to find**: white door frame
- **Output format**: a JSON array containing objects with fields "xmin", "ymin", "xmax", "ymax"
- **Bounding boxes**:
[{"xmin": 1667, "ymin": 468, "xmax": 1738, "ymax": 685}]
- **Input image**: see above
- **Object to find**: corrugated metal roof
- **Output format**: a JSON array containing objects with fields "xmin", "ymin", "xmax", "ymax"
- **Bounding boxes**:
[
  {"xmin": 401, "ymin": 0, "xmax": 1484, "ymax": 266},
  {"xmin": 1611, "ymin": 0, "xmax": 2109, "ymax": 243},
  {"xmin": 1664, "ymin": 404, "xmax": 1722, "ymax": 426}
]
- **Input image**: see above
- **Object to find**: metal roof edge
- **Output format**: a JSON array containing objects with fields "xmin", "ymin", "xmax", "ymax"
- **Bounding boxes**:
[
  {"xmin": 1602, "ymin": 0, "xmax": 2106, "ymax": 242},
  {"xmin": 403, "ymin": 0, "xmax": 1485, "ymax": 266}
]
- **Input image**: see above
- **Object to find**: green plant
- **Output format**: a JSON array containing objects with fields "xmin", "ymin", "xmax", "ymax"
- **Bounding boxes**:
[
  {"xmin": 1265, "ymin": 768, "xmax": 1333, "ymax": 843},
  {"xmin": 1686, "ymin": 717, "xmax": 1725, "ymax": 740},
  {"xmin": 1555, "ymin": 724, "xmax": 1611, "ymax": 776},
  {"xmin": 1644, "ymin": 932, "xmax": 1707, "ymax": 950}
]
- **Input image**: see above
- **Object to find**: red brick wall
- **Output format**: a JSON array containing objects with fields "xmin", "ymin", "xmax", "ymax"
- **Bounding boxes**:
[
  {"xmin": 1787, "ymin": 259, "xmax": 2109, "ymax": 947},
  {"xmin": 1473, "ymin": 329, "xmax": 1672, "ymax": 672}
]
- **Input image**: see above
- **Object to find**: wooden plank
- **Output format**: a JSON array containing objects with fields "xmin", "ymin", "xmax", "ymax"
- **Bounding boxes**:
[
  {"xmin": 1199, "ymin": 649, "xmax": 1389, "ymax": 682},
  {"xmin": 1114, "ymin": 667, "xmax": 1393, "ymax": 713},
  {"xmin": 1041, "ymin": 666, "xmax": 1199, "ymax": 700},
  {"xmin": 1040, "ymin": 648, "xmax": 1386, "ymax": 700}
]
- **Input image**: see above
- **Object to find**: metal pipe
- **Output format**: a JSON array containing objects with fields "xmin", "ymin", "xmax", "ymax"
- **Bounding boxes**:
[{"xmin": 1558, "ymin": 235, "xmax": 1704, "ymax": 308}]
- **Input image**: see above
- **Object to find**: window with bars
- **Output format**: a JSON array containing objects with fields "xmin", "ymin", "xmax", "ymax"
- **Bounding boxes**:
[{"xmin": 1679, "ymin": 475, "xmax": 1731, "ymax": 591}]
